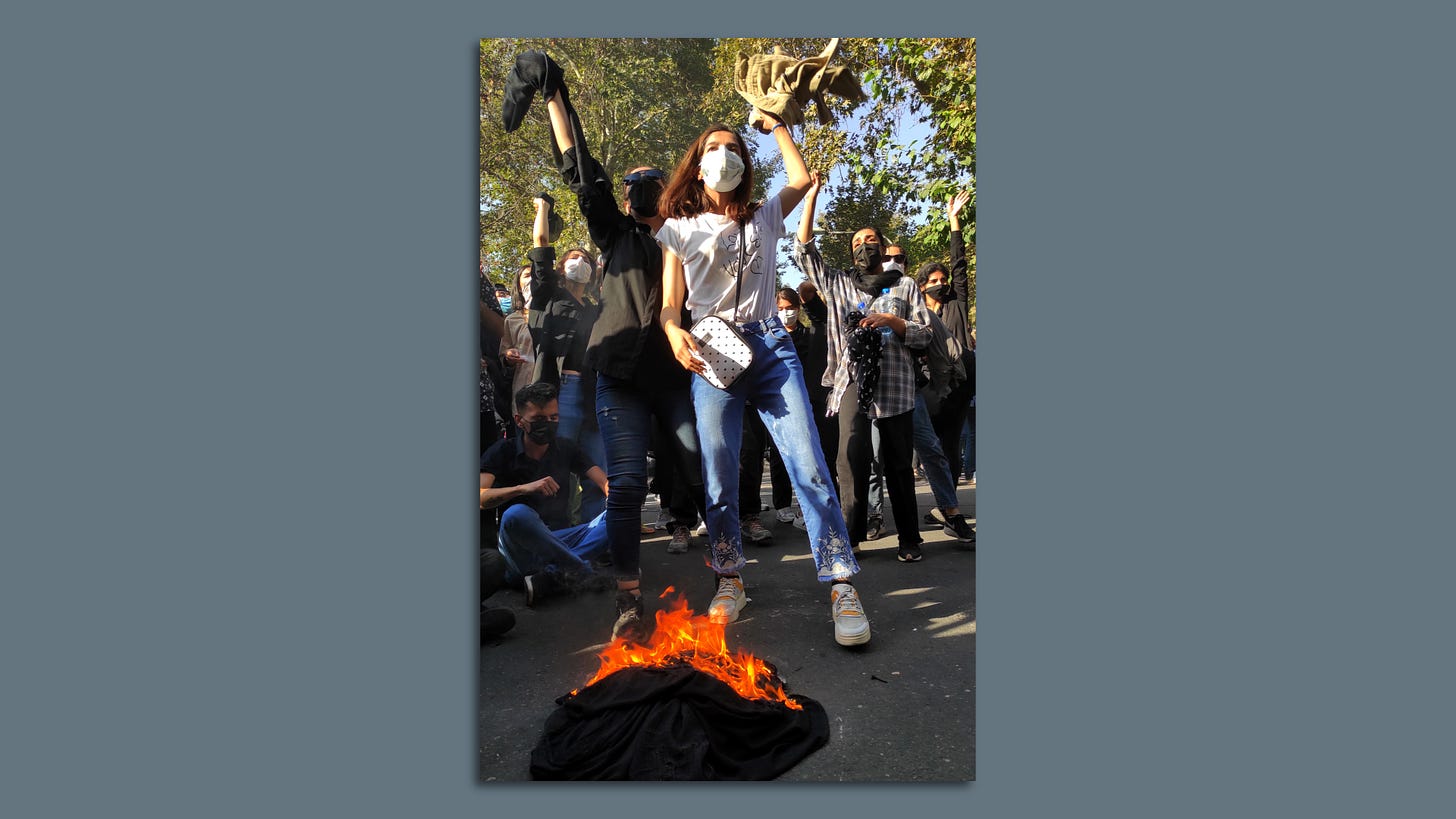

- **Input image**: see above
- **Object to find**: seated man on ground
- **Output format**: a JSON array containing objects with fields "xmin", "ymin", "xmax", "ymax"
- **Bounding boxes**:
[{"xmin": 479, "ymin": 381, "xmax": 612, "ymax": 606}]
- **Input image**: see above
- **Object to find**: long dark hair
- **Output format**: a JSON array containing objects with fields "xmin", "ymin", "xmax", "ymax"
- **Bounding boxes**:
[
  {"xmin": 658, "ymin": 124, "xmax": 757, "ymax": 223},
  {"xmin": 508, "ymin": 264, "xmax": 531, "ymax": 314}
]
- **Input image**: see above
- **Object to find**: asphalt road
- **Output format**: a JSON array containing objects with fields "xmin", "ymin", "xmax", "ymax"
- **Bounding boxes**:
[{"xmin": 478, "ymin": 479, "xmax": 976, "ymax": 782}]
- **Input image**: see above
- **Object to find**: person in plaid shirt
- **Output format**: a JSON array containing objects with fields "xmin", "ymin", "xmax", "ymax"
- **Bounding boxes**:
[{"xmin": 791, "ymin": 173, "xmax": 934, "ymax": 563}]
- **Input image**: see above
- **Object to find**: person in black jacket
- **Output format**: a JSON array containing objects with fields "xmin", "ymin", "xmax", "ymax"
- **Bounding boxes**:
[
  {"xmin": 533, "ymin": 74, "xmax": 708, "ymax": 644},
  {"xmin": 525, "ymin": 195, "xmax": 606, "ymax": 523},
  {"xmin": 916, "ymin": 190, "xmax": 977, "ymax": 485}
]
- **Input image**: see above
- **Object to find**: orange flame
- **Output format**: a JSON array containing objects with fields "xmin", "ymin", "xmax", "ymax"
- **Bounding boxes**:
[{"xmin": 571, "ymin": 592, "xmax": 803, "ymax": 711}]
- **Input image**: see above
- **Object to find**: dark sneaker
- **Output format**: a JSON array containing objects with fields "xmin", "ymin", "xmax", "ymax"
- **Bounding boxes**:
[
  {"xmin": 523, "ymin": 573, "xmax": 558, "ymax": 607},
  {"xmin": 612, "ymin": 591, "xmax": 648, "ymax": 643},
  {"xmin": 943, "ymin": 514, "xmax": 976, "ymax": 543},
  {"xmin": 897, "ymin": 544, "xmax": 924, "ymax": 563},
  {"xmin": 865, "ymin": 515, "xmax": 884, "ymax": 541},
  {"xmin": 667, "ymin": 525, "xmax": 691, "ymax": 554},
  {"xmin": 829, "ymin": 582, "xmax": 871, "ymax": 646},
  {"xmin": 923, "ymin": 508, "xmax": 948, "ymax": 526},
  {"xmin": 479, "ymin": 605, "xmax": 516, "ymax": 641},
  {"xmin": 741, "ymin": 516, "xmax": 774, "ymax": 545}
]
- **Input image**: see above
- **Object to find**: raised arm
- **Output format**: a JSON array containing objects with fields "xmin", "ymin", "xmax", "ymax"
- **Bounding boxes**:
[
  {"xmin": 542, "ymin": 89, "xmax": 623, "ymax": 250},
  {"xmin": 657, "ymin": 248, "xmax": 705, "ymax": 375},
  {"xmin": 753, "ymin": 110, "xmax": 811, "ymax": 215},
  {"xmin": 532, "ymin": 195, "xmax": 552, "ymax": 248},
  {"xmin": 545, "ymin": 90, "xmax": 575, "ymax": 154},
  {"xmin": 797, "ymin": 171, "xmax": 822, "ymax": 244},
  {"xmin": 948, "ymin": 189, "xmax": 971, "ymax": 304}
]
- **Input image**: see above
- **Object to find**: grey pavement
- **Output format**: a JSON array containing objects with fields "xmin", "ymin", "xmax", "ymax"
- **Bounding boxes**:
[{"xmin": 478, "ymin": 478, "xmax": 976, "ymax": 782}]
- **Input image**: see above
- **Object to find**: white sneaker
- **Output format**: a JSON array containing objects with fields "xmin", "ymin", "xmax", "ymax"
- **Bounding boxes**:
[
  {"xmin": 694, "ymin": 521, "xmax": 708, "ymax": 537},
  {"xmin": 830, "ymin": 582, "xmax": 871, "ymax": 646},
  {"xmin": 792, "ymin": 514, "xmax": 807, "ymax": 531},
  {"xmin": 775, "ymin": 506, "xmax": 796, "ymax": 524},
  {"xmin": 708, "ymin": 575, "xmax": 749, "ymax": 624}
]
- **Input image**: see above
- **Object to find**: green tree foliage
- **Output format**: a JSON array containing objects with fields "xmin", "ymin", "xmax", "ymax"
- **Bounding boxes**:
[
  {"xmin": 481, "ymin": 37, "xmax": 975, "ymax": 326},
  {"xmin": 703, "ymin": 38, "xmax": 975, "ymax": 320},
  {"xmin": 859, "ymin": 38, "xmax": 976, "ymax": 325},
  {"xmin": 812, "ymin": 175, "xmax": 913, "ymax": 273},
  {"xmin": 480, "ymin": 38, "xmax": 766, "ymax": 285}
]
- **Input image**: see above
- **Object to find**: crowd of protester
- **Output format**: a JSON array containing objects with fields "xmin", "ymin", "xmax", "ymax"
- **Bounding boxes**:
[{"xmin": 479, "ymin": 51, "xmax": 974, "ymax": 649}]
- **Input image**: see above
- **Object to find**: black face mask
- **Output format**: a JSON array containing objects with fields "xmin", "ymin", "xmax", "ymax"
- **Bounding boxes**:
[
  {"xmin": 627, "ymin": 179, "xmax": 663, "ymax": 218},
  {"xmin": 851, "ymin": 242, "xmax": 899, "ymax": 296},
  {"xmin": 852, "ymin": 243, "xmax": 881, "ymax": 271},
  {"xmin": 523, "ymin": 418, "xmax": 558, "ymax": 445},
  {"xmin": 925, "ymin": 283, "xmax": 953, "ymax": 303}
]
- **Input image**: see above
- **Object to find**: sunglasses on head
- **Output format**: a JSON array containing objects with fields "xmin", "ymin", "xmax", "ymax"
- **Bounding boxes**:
[{"xmin": 623, "ymin": 170, "xmax": 665, "ymax": 185}]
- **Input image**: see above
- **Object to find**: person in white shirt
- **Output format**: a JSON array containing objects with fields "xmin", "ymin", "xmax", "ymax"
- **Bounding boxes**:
[{"xmin": 655, "ymin": 111, "xmax": 869, "ymax": 648}]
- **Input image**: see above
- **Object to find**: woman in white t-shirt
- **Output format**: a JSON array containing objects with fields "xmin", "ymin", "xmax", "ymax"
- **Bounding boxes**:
[{"xmin": 655, "ymin": 112, "xmax": 869, "ymax": 649}]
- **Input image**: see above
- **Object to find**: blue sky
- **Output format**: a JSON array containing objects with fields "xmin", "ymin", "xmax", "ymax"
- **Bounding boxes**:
[{"xmin": 752, "ymin": 111, "xmax": 938, "ymax": 287}]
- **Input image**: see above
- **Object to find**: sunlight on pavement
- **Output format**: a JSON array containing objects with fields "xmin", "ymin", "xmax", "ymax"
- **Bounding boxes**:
[
  {"xmin": 926, "ymin": 611, "xmax": 975, "ymax": 639},
  {"xmin": 884, "ymin": 587, "xmax": 936, "ymax": 596},
  {"xmin": 932, "ymin": 621, "xmax": 976, "ymax": 638}
]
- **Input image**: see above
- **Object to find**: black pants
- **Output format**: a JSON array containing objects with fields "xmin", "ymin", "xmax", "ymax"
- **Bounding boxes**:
[
  {"xmin": 836, "ymin": 390, "xmax": 921, "ymax": 550},
  {"xmin": 931, "ymin": 381, "xmax": 974, "ymax": 480}
]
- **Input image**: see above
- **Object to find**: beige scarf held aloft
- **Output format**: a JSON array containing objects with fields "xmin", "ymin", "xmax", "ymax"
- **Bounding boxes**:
[{"xmin": 732, "ymin": 38, "xmax": 868, "ymax": 128}]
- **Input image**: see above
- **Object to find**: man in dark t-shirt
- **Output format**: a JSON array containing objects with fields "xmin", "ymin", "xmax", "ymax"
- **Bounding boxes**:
[{"xmin": 479, "ymin": 382, "xmax": 610, "ymax": 605}]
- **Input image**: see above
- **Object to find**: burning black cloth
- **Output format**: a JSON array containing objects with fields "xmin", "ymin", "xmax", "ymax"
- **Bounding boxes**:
[{"xmin": 530, "ymin": 665, "xmax": 828, "ymax": 781}]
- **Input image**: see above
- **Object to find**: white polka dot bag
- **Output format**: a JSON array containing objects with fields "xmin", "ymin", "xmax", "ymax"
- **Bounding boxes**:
[{"xmin": 689, "ymin": 315, "xmax": 754, "ymax": 390}]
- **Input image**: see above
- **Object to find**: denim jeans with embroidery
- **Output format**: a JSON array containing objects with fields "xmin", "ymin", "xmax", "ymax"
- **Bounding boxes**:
[{"xmin": 690, "ymin": 316, "xmax": 857, "ymax": 582}]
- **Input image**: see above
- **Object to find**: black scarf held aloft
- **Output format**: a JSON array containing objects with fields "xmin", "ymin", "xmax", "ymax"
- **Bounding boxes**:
[{"xmin": 529, "ymin": 665, "xmax": 829, "ymax": 781}]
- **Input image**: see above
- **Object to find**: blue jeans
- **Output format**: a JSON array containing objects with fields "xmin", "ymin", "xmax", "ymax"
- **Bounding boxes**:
[
  {"xmin": 913, "ymin": 393, "xmax": 960, "ymax": 510},
  {"xmin": 558, "ymin": 371, "xmax": 605, "ymax": 522},
  {"xmin": 496, "ymin": 505, "xmax": 609, "ymax": 584},
  {"xmin": 691, "ymin": 317, "xmax": 857, "ymax": 582},
  {"xmin": 596, "ymin": 372, "xmax": 705, "ymax": 578}
]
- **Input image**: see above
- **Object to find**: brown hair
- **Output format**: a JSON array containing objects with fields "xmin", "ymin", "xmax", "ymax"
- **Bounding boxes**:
[
  {"xmin": 657, "ymin": 124, "xmax": 758, "ymax": 223},
  {"xmin": 508, "ymin": 264, "xmax": 531, "ymax": 314}
]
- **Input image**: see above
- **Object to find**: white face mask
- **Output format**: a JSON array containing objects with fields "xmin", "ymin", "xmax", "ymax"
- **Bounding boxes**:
[
  {"xmin": 881, "ymin": 259, "xmax": 904, "ymax": 275},
  {"xmin": 563, "ymin": 257, "xmax": 592, "ymax": 283},
  {"xmin": 699, "ymin": 147, "xmax": 745, "ymax": 193},
  {"xmin": 778, "ymin": 308, "xmax": 799, "ymax": 327}
]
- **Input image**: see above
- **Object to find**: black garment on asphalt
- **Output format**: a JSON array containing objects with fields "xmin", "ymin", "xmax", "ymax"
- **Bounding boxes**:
[{"xmin": 529, "ymin": 665, "xmax": 829, "ymax": 781}]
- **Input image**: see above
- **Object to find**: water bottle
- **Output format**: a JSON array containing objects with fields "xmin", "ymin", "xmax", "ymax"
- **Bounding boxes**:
[{"xmin": 877, "ymin": 289, "xmax": 893, "ymax": 343}]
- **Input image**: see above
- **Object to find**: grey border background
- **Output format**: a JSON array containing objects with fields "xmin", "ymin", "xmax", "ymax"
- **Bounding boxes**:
[{"xmin": 4, "ymin": 1, "xmax": 1453, "ymax": 815}]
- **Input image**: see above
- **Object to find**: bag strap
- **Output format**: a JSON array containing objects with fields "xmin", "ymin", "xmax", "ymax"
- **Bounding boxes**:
[{"xmin": 730, "ymin": 217, "xmax": 746, "ymax": 324}]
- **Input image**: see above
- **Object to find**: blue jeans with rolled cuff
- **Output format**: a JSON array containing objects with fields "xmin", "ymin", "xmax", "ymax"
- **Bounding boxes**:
[
  {"xmin": 496, "ymin": 505, "xmax": 609, "ymax": 585},
  {"xmin": 596, "ymin": 373, "xmax": 706, "ymax": 579},
  {"xmin": 690, "ymin": 316, "xmax": 858, "ymax": 582}
]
